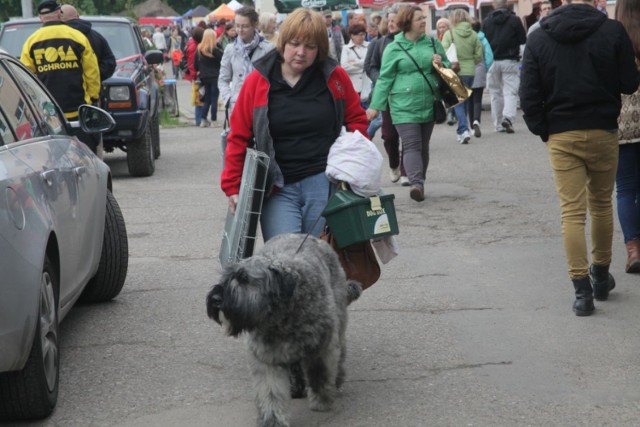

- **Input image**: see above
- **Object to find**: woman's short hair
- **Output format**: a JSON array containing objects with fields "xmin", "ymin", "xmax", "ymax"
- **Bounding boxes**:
[
  {"xmin": 471, "ymin": 17, "xmax": 481, "ymax": 33},
  {"xmin": 191, "ymin": 26, "xmax": 205, "ymax": 43},
  {"xmin": 436, "ymin": 17, "xmax": 451, "ymax": 30},
  {"xmin": 277, "ymin": 8, "xmax": 329, "ymax": 62},
  {"xmin": 236, "ymin": 6, "xmax": 260, "ymax": 26},
  {"xmin": 225, "ymin": 22, "xmax": 235, "ymax": 32},
  {"xmin": 394, "ymin": 5, "xmax": 422, "ymax": 33},
  {"xmin": 348, "ymin": 23, "xmax": 366, "ymax": 35},
  {"xmin": 258, "ymin": 12, "xmax": 276, "ymax": 33}
]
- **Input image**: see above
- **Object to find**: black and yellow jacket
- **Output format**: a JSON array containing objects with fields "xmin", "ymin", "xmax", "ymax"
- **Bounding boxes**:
[{"xmin": 20, "ymin": 21, "xmax": 100, "ymax": 119}]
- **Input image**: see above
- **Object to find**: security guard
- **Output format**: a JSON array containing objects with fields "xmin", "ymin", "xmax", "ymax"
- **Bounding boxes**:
[{"xmin": 20, "ymin": 0, "xmax": 101, "ymax": 153}]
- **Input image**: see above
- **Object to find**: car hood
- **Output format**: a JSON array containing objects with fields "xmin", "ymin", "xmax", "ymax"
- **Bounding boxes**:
[{"xmin": 107, "ymin": 54, "xmax": 145, "ymax": 81}]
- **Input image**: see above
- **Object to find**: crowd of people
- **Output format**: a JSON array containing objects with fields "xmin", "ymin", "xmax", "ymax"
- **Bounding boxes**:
[
  {"xmin": 207, "ymin": 1, "xmax": 640, "ymax": 319},
  {"xmin": 20, "ymin": 0, "xmax": 640, "ymax": 319}
]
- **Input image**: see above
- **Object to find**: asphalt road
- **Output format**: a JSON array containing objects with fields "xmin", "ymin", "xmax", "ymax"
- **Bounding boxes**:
[{"xmin": 11, "ymin": 79, "xmax": 640, "ymax": 427}]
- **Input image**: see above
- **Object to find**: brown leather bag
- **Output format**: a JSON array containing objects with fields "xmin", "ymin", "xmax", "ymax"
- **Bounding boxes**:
[{"xmin": 319, "ymin": 226, "xmax": 381, "ymax": 290}]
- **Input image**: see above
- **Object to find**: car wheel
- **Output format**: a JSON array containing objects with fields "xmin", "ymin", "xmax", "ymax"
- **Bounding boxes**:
[
  {"xmin": 127, "ymin": 123, "xmax": 155, "ymax": 177},
  {"xmin": 80, "ymin": 190, "xmax": 129, "ymax": 303},
  {"xmin": 0, "ymin": 257, "xmax": 59, "ymax": 421},
  {"xmin": 151, "ymin": 113, "xmax": 161, "ymax": 159}
]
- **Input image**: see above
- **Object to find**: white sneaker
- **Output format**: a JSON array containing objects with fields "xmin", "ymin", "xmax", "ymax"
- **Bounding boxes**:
[
  {"xmin": 400, "ymin": 176, "xmax": 410, "ymax": 186},
  {"xmin": 458, "ymin": 131, "xmax": 470, "ymax": 144},
  {"xmin": 200, "ymin": 119, "xmax": 210, "ymax": 128},
  {"xmin": 389, "ymin": 167, "xmax": 400, "ymax": 183}
]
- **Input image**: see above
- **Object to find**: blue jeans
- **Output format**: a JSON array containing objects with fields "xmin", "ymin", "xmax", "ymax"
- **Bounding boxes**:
[
  {"xmin": 454, "ymin": 75, "xmax": 474, "ymax": 136},
  {"xmin": 201, "ymin": 81, "xmax": 219, "ymax": 122},
  {"xmin": 260, "ymin": 172, "xmax": 334, "ymax": 241},
  {"xmin": 368, "ymin": 112, "xmax": 382, "ymax": 139},
  {"xmin": 194, "ymin": 105, "xmax": 203, "ymax": 126},
  {"xmin": 616, "ymin": 143, "xmax": 640, "ymax": 243}
]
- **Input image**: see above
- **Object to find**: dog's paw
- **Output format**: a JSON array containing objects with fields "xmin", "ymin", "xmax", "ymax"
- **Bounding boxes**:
[
  {"xmin": 258, "ymin": 417, "xmax": 290, "ymax": 427},
  {"xmin": 290, "ymin": 387, "xmax": 307, "ymax": 399},
  {"xmin": 289, "ymin": 362, "xmax": 307, "ymax": 399},
  {"xmin": 308, "ymin": 393, "xmax": 333, "ymax": 412}
]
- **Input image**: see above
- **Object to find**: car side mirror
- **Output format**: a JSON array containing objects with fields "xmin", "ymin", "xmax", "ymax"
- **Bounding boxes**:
[
  {"xmin": 145, "ymin": 50, "xmax": 164, "ymax": 65},
  {"xmin": 77, "ymin": 105, "xmax": 116, "ymax": 134}
]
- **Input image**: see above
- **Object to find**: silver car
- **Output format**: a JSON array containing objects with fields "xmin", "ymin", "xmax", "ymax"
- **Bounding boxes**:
[{"xmin": 0, "ymin": 50, "xmax": 128, "ymax": 421}]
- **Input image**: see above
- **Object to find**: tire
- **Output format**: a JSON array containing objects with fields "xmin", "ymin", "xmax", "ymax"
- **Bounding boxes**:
[
  {"xmin": 0, "ymin": 257, "xmax": 59, "ymax": 421},
  {"xmin": 80, "ymin": 190, "xmax": 129, "ymax": 303},
  {"xmin": 127, "ymin": 123, "xmax": 155, "ymax": 177},
  {"xmin": 151, "ymin": 113, "xmax": 161, "ymax": 159}
]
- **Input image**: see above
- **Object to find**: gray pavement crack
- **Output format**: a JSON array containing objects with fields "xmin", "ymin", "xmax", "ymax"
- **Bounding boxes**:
[
  {"xmin": 348, "ymin": 361, "xmax": 512, "ymax": 383},
  {"xmin": 352, "ymin": 307, "xmax": 495, "ymax": 314}
]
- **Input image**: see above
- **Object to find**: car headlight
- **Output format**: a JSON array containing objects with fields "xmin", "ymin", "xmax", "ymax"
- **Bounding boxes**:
[{"xmin": 108, "ymin": 86, "xmax": 130, "ymax": 101}]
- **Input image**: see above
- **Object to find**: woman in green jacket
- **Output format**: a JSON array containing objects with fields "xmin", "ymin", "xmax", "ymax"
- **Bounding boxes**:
[
  {"xmin": 441, "ymin": 9, "xmax": 483, "ymax": 144},
  {"xmin": 366, "ymin": 5, "xmax": 449, "ymax": 202}
]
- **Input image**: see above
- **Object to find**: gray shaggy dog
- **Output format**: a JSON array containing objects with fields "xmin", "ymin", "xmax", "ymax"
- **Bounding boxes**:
[{"xmin": 206, "ymin": 233, "xmax": 362, "ymax": 427}]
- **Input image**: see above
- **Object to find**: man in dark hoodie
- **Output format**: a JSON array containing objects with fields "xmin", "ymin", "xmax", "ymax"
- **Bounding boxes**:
[
  {"xmin": 520, "ymin": 0, "xmax": 639, "ymax": 317},
  {"xmin": 482, "ymin": 0, "xmax": 526, "ymax": 134},
  {"xmin": 61, "ymin": 4, "xmax": 115, "ymax": 82},
  {"xmin": 61, "ymin": 4, "xmax": 116, "ymax": 158}
]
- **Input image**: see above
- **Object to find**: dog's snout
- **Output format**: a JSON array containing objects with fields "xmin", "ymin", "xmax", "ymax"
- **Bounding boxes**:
[
  {"xmin": 206, "ymin": 284, "xmax": 225, "ymax": 323},
  {"xmin": 211, "ymin": 285, "xmax": 224, "ymax": 306}
]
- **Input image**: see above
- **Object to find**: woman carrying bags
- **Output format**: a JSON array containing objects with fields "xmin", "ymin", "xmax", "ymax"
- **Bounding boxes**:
[
  {"xmin": 441, "ymin": 9, "xmax": 483, "ymax": 145},
  {"xmin": 366, "ymin": 5, "xmax": 449, "ymax": 202},
  {"xmin": 221, "ymin": 8, "xmax": 368, "ymax": 241}
]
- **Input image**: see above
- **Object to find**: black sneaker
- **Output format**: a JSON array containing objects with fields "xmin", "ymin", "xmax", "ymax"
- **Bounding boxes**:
[
  {"xmin": 472, "ymin": 120, "xmax": 481, "ymax": 138},
  {"xmin": 446, "ymin": 110, "xmax": 456, "ymax": 126},
  {"xmin": 501, "ymin": 118, "xmax": 514, "ymax": 134}
]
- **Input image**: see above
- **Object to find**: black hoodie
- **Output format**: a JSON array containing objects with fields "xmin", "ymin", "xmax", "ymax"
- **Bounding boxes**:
[
  {"xmin": 519, "ymin": 4, "xmax": 639, "ymax": 141},
  {"xmin": 65, "ymin": 18, "xmax": 116, "ymax": 81},
  {"xmin": 482, "ymin": 8, "xmax": 526, "ymax": 60}
]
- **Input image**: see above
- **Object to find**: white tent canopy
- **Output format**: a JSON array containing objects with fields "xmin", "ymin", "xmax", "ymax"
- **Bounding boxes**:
[{"xmin": 227, "ymin": 0, "xmax": 243, "ymax": 11}]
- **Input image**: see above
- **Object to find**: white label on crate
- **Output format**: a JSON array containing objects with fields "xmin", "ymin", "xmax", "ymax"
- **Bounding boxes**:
[{"xmin": 373, "ymin": 214, "xmax": 391, "ymax": 234}]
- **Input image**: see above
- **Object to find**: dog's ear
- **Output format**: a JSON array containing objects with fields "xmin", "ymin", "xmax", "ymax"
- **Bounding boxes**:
[{"xmin": 268, "ymin": 266, "xmax": 297, "ymax": 301}]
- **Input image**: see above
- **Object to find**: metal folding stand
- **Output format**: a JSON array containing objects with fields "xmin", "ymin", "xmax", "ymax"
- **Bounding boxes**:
[
  {"xmin": 162, "ymin": 78, "xmax": 179, "ymax": 117},
  {"xmin": 219, "ymin": 149, "xmax": 270, "ymax": 266}
]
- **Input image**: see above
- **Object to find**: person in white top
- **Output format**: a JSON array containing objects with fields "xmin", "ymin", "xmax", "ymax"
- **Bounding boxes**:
[
  {"xmin": 340, "ymin": 23, "xmax": 370, "ymax": 106},
  {"xmin": 152, "ymin": 26, "xmax": 167, "ymax": 53}
]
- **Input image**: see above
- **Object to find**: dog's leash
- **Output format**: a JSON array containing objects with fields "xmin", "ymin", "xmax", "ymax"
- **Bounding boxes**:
[
  {"xmin": 295, "ymin": 180, "xmax": 343, "ymax": 254},
  {"xmin": 295, "ymin": 212, "xmax": 323, "ymax": 254}
]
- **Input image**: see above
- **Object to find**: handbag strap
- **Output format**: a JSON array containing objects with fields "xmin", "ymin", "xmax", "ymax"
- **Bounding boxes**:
[
  {"xmin": 223, "ymin": 102, "xmax": 230, "ymax": 130},
  {"xmin": 397, "ymin": 43, "xmax": 438, "ymax": 97}
]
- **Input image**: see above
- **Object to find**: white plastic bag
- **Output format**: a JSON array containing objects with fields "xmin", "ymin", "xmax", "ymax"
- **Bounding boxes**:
[
  {"xmin": 360, "ymin": 74, "xmax": 372, "ymax": 103},
  {"xmin": 326, "ymin": 128, "xmax": 383, "ymax": 197},
  {"xmin": 446, "ymin": 43, "xmax": 458, "ymax": 63}
]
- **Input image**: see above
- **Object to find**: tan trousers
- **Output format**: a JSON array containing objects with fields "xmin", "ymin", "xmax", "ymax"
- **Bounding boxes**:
[{"xmin": 547, "ymin": 130, "xmax": 619, "ymax": 279}]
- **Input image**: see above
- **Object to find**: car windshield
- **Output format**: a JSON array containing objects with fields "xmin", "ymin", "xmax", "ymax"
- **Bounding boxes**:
[
  {"xmin": 91, "ymin": 22, "xmax": 140, "ymax": 60},
  {"xmin": 0, "ymin": 21, "xmax": 140, "ymax": 61},
  {"xmin": 0, "ymin": 25, "xmax": 37, "ymax": 58}
]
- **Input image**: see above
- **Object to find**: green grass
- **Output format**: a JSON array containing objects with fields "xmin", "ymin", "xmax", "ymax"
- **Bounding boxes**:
[{"xmin": 159, "ymin": 109, "xmax": 188, "ymax": 128}]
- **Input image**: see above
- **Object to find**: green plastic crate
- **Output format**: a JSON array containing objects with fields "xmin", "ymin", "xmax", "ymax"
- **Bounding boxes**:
[{"xmin": 322, "ymin": 190, "xmax": 399, "ymax": 248}]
